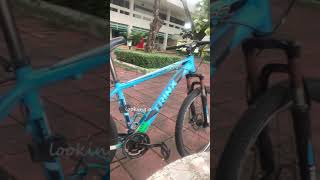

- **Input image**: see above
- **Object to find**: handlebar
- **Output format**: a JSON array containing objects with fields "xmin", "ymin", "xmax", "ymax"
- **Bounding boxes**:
[{"xmin": 166, "ymin": 41, "xmax": 210, "ymax": 52}]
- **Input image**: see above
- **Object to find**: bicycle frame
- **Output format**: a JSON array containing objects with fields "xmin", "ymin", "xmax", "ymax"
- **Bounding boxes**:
[
  {"xmin": 0, "ymin": 1, "xmax": 110, "ymax": 179},
  {"xmin": 211, "ymin": 0, "xmax": 273, "ymax": 68},
  {"xmin": 110, "ymin": 55, "xmax": 196, "ymax": 139}
]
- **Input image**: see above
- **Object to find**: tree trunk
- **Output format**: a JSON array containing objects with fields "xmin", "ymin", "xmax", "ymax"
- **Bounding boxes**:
[{"xmin": 145, "ymin": 0, "xmax": 164, "ymax": 52}]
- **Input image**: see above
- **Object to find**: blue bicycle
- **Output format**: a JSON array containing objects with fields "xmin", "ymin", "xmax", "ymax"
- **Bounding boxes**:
[
  {"xmin": 0, "ymin": 1, "xmax": 117, "ymax": 179},
  {"xmin": 109, "ymin": 39, "xmax": 210, "ymax": 160},
  {"xmin": 214, "ymin": 0, "xmax": 320, "ymax": 180}
]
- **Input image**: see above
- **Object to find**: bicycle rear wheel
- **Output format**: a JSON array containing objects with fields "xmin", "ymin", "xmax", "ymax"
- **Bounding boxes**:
[
  {"xmin": 175, "ymin": 87, "xmax": 210, "ymax": 157},
  {"xmin": 215, "ymin": 79, "xmax": 320, "ymax": 180}
]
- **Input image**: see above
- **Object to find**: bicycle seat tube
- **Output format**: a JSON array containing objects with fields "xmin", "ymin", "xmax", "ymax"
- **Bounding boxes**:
[{"xmin": 0, "ymin": 0, "xmax": 29, "ymax": 69}]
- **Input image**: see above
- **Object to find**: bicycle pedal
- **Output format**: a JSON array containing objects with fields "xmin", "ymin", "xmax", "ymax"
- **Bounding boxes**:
[
  {"xmin": 143, "ymin": 143, "xmax": 170, "ymax": 160},
  {"xmin": 160, "ymin": 142, "xmax": 170, "ymax": 160}
]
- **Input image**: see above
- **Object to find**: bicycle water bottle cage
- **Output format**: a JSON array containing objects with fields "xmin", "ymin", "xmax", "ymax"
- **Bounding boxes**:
[{"xmin": 211, "ymin": 0, "xmax": 247, "ymax": 25}]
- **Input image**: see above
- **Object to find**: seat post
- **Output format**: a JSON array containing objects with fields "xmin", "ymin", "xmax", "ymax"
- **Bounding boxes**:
[
  {"xmin": 110, "ymin": 57, "xmax": 119, "ymax": 82},
  {"xmin": 0, "ymin": 0, "xmax": 29, "ymax": 68}
]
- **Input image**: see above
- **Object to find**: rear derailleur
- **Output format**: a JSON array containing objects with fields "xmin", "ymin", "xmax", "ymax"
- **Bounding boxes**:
[{"xmin": 122, "ymin": 133, "xmax": 170, "ymax": 160}]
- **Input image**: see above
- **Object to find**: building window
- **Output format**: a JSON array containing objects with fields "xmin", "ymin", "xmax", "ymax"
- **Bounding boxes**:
[
  {"xmin": 159, "ymin": 13, "xmax": 166, "ymax": 20},
  {"xmin": 170, "ymin": 17, "xmax": 185, "ymax": 26},
  {"xmin": 111, "ymin": 0, "xmax": 129, "ymax": 8}
]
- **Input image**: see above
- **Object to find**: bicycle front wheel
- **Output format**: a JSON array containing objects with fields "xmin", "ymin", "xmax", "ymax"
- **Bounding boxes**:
[
  {"xmin": 175, "ymin": 87, "xmax": 210, "ymax": 157},
  {"xmin": 215, "ymin": 79, "xmax": 320, "ymax": 180}
]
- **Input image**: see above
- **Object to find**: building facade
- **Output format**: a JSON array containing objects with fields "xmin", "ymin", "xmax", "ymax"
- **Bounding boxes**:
[{"xmin": 110, "ymin": 0, "xmax": 189, "ymax": 50}]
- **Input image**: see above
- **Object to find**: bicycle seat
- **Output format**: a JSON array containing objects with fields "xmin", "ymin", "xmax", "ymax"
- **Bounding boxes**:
[{"xmin": 110, "ymin": 37, "xmax": 126, "ymax": 51}]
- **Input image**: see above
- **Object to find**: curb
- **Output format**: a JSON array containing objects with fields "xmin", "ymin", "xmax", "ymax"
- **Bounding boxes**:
[
  {"xmin": 113, "ymin": 59, "xmax": 157, "ymax": 74},
  {"xmin": 16, "ymin": 0, "xmax": 106, "ymax": 38}
]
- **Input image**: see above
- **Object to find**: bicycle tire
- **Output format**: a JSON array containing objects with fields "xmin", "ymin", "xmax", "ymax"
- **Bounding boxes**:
[
  {"xmin": 175, "ymin": 87, "xmax": 210, "ymax": 157},
  {"xmin": 215, "ymin": 78, "xmax": 320, "ymax": 180}
]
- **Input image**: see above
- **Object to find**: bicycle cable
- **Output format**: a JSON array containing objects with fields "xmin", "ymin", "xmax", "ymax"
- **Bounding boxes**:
[{"xmin": 195, "ymin": 45, "xmax": 207, "ymax": 73}]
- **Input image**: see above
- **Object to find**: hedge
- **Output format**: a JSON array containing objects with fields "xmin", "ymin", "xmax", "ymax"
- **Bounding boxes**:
[{"xmin": 114, "ymin": 49, "xmax": 181, "ymax": 69}]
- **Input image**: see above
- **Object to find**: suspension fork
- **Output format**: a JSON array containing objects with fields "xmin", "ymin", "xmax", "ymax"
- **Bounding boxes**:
[
  {"xmin": 286, "ymin": 42, "xmax": 316, "ymax": 180},
  {"xmin": 186, "ymin": 74, "xmax": 209, "ymax": 127},
  {"xmin": 242, "ymin": 39, "xmax": 275, "ymax": 176},
  {"xmin": 242, "ymin": 38, "xmax": 316, "ymax": 180}
]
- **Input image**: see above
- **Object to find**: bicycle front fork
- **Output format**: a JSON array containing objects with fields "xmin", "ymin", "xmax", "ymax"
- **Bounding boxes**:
[
  {"xmin": 242, "ymin": 37, "xmax": 316, "ymax": 180},
  {"xmin": 186, "ymin": 73, "xmax": 209, "ymax": 128}
]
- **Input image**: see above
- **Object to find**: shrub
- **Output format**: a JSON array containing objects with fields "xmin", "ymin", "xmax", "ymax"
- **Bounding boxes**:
[{"xmin": 114, "ymin": 49, "xmax": 181, "ymax": 69}]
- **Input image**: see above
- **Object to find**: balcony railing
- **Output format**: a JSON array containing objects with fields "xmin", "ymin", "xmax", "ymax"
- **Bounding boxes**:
[{"xmin": 110, "ymin": 4, "xmax": 184, "ymax": 33}]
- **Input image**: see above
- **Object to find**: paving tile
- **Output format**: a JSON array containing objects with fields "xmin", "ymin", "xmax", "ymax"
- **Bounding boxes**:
[
  {"xmin": 111, "ymin": 165, "xmax": 133, "ymax": 180},
  {"xmin": 122, "ymin": 150, "xmax": 167, "ymax": 180},
  {"xmin": 0, "ymin": 153, "xmax": 44, "ymax": 180},
  {"xmin": 147, "ymin": 126, "xmax": 170, "ymax": 144},
  {"xmin": 0, "ymin": 125, "xmax": 30, "ymax": 155},
  {"xmin": 153, "ymin": 114, "xmax": 176, "ymax": 136}
]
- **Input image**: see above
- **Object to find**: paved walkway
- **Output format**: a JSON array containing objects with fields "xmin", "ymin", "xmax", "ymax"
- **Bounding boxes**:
[
  {"xmin": 110, "ymin": 63, "xmax": 209, "ymax": 180},
  {"xmin": 147, "ymin": 152, "xmax": 210, "ymax": 180},
  {"xmin": 214, "ymin": 3, "xmax": 320, "ymax": 178}
]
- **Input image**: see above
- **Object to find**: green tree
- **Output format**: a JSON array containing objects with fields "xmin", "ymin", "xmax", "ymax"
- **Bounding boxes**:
[
  {"xmin": 181, "ymin": 0, "xmax": 209, "ymax": 40},
  {"xmin": 193, "ymin": 0, "xmax": 210, "ymax": 38}
]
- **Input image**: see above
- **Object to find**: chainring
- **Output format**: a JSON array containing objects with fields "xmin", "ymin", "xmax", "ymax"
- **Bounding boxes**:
[{"xmin": 122, "ymin": 133, "xmax": 150, "ymax": 159}]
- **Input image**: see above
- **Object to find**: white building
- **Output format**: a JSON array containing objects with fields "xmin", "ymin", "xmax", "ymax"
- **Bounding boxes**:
[{"xmin": 110, "ymin": 0, "xmax": 192, "ymax": 50}]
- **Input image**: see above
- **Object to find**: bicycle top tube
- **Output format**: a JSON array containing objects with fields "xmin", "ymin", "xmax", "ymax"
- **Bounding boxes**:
[{"xmin": 211, "ymin": 0, "xmax": 273, "ymax": 68}]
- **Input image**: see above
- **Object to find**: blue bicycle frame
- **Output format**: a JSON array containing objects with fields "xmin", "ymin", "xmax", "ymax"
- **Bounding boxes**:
[{"xmin": 110, "ymin": 55, "xmax": 196, "ymax": 148}]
